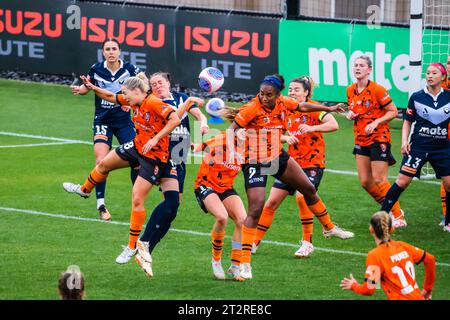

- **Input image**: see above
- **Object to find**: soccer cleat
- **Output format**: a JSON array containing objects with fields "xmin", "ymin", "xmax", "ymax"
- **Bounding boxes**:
[
  {"xmin": 227, "ymin": 265, "xmax": 245, "ymax": 282},
  {"xmin": 392, "ymin": 217, "xmax": 408, "ymax": 229},
  {"xmin": 294, "ymin": 240, "xmax": 314, "ymax": 258},
  {"xmin": 62, "ymin": 182, "xmax": 91, "ymax": 198},
  {"xmin": 251, "ymin": 242, "xmax": 259, "ymax": 254},
  {"xmin": 136, "ymin": 239, "xmax": 152, "ymax": 262},
  {"xmin": 240, "ymin": 263, "xmax": 252, "ymax": 280},
  {"xmin": 211, "ymin": 259, "xmax": 225, "ymax": 280},
  {"xmin": 135, "ymin": 253, "xmax": 153, "ymax": 278},
  {"xmin": 98, "ymin": 205, "xmax": 111, "ymax": 221},
  {"xmin": 323, "ymin": 225, "xmax": 354, "ymax": 239},
  {"xmin": 115, "ymin": 245, "xmax": 137, "ymax": 264},
  {"xmin": 390, "ymin": 210, "xmax": 407, "ymax": 229},
  {"xmin": 444, "ymin": 224, "xmax": 450, "ymax": 233}
]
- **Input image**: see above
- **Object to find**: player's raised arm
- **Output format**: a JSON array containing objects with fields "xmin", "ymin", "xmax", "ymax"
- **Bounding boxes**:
[
  {"xmin": 70, "ymin": 83, "xmax": 90, "ymax": 95},
  {"xmin": 142, "ymin": 111, "xmax": 181, "ymax": 154},
  {"xmin": 298, "ymin": 101, "xmax": 346, "ymax": 113},
  {"xmin": 177, "ymin": 97, "xmax": 205, "ymax": 118},
  {"xmin": 80, "ymin": 75, "xmax": 117, "ymax": 104}
]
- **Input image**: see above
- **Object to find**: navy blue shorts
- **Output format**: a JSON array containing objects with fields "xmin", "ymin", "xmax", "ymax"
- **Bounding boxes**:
[
  {"xmin": 243, "ymin": 149, "xmax": 290, "ymax": 190},
  {"xmin": 194, "ymin": 185, "xmax": 238, "ymax": 213},
  {"xmin": 115, "ymin": 141, "xmax": 165, "ymax": 185},
  {"xmin": 353, "ymin": 142, "xmax": 396, "ymax": 166},
  {"xmin": 273, "ymin": 167, "xmax": 324, "ymax": 195},
  {"xmin": 160, "ymin": 161, "xmax": 187, "ymax": 194},
  {"xmin": 92, "ymin": 121, "xmax": 135, "ymax": 147},
  {"xmin": 399, "ymin": 146, "xmax": 450, "ymax": 179}
]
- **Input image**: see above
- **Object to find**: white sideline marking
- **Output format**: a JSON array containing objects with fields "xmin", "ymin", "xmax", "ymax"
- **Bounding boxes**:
[
  {"xmin": 0, "ymin": 142, "xmax": 75, "ymax": 148},
  {"xmin": 0, "ymin": 206, "xmax": 449, "ymax": 267},
  {"xmin": 0, "ymin": 131, "xmax": 91, "ymax": 145},
  {"xmin": 0, "ymin": 131, "xmax": 440, "ymax": 186}
]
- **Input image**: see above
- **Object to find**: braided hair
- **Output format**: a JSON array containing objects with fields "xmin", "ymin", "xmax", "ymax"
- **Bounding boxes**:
[{"xmin": 370, "ymin": 211, "xmax": 392, "ymax": 245}]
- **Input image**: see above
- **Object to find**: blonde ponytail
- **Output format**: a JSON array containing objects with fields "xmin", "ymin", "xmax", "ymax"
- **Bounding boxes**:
[{"xmin": 370, "ymin": 211, "xmax": 392, "ymax": 245}]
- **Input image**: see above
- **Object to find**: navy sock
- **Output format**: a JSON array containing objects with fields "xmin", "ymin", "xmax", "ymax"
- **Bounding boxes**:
[
  {"xmin": 130, "ymin": 168, "xmax": 139, "ymax": 185},
  {"xmin": 380, "ymin": 183, "xmax": 405, "ymax": 213},
  {"xmin": 140, "ymin": 191, "xmax": 180, "ymax": 253},
  {"xmin": 446, "ymin": 191, "xmax": 450, "ymax": 225},
  {"xmin": 95, "ymin": 181, "xmax": 106, "ymax": 201}
]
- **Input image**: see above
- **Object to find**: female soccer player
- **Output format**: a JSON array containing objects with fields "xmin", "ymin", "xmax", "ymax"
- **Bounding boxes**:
[
  {"xmin": 70, "ymin": 38, "xmax": 140, "ymax": 221},
  {"xmin": 380, "ymin": 63, "xmax": 450, "ymax": 233},
  {"xmin": 224, "ymin": 74, "xmax": 345, "ymax": 279},
  {"xmin": 346, "ymin": 55, "xmax": 405, "ymax": 228},
  {"xmin": 114, "ymin": 73, "xmax": 206, "ymax": 265},
  {"xmin": 340, "ymin": 211, "xmax": 435, "ymax": 300},
  {"xmin": 149, "ymin": 72, "xmax": 209, "ymax": 202},
  {"xmin": 253, "ymin": 76, "xmax": 354, "ymax": 258},
  {"xmin": 192, "ymin": 132, "xmax": 246, "ymax": 281},
  {"xmin": 63, "ymin": 75, "xmax": 201, "ymax": 276}
]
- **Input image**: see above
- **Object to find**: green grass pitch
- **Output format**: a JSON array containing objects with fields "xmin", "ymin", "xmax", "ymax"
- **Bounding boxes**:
[{"xmin": 0, "ymin": 79, "xmax": 448, "ymax": 300}]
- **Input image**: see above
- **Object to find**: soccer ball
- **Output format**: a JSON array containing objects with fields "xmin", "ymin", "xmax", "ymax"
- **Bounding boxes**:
[
  {"xmin": 198, "ymin": 67, "xmax": 224, "ymax": 93},
  {"xmin": 205, "ymin": 98, "xmax": 225, "ymax": 117}
]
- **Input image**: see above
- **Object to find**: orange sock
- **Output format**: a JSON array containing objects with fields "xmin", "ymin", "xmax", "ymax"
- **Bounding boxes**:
[
  {"xmin": 377, "ymin": 181, "xmax": 402, "ymax": 219},
  {"xmin": 128, "ymin": 210, "xmax": 146, "ymax": 249},
  {"xmin": 241, "ymin": 225, "xmax": 257, "ymax": 263},
  {"xmin": 231, "ymin": 241, "xmax": 242, "ymax": 266},
  {"xmin": 307, "ymin": 199, "xmax": 335, "ymax": 231},
  {"xmin": 441, "ymin": 181, "xmax": 446, "ymax": 217},
  {"xmin": 211, "ymin": 230, "xmax": 226, "ymax": 261},
  {"xmin": 365, "ymin": 184, "xmax": 384, "ymax": 204},
  {"xmin": 81, "ymin": 168, "xmax": 108, "ymax": 194},
  {"xmin": 254, "ymin": 207, "xmax": 276, "ymax": 246},
  {"xmin": 296, "ymin": 194, "xmax": 314, "ymax": 243}
]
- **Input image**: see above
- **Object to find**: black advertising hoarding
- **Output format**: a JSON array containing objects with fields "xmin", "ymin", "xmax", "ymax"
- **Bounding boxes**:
[
  {"xmin": 0, "ymin": 0, "xmax": 279, "ymax": 94},
  {"xmin": 0, "ymin": 0, "xmax": 176, "ymax": 75},
  {"xmin": 175, "ymin": 11, "xmax": 279, "ymax": 94}
]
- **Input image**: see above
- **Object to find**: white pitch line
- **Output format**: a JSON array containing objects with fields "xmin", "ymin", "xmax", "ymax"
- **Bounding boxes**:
[
  {"xmin": 0, "ymin": 141, "xmax": 76, "ymax": 148},
  {"xmin": 0, "ymin": 131, "xmax": 441, "ymax": 185},
  {"xmin": 0, "ymin": 206, "xmax": 449, "ymax": 267},
  {"xmin": 0, "ymin": 131, "xmax": 91, "ymax": 145}
]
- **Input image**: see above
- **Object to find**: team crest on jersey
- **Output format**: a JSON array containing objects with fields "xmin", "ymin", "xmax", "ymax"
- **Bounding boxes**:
[
  {"xmin": 287, "ymin": 118, "xmax": 292, "ymax": 127},
  {"xmin": 264, "ymin": 117, "xmax": 270, "ymax": 124},
  {"xmin": 379, "ymin": 143, "xmax": 387, "ymax": 152},
  {"xmin": 145, "ymin": 113, "xmax": 150, "ymax": 121},
  {"xmin": 309, "ymin": 170, "xmax": 317, "ymax": 177},
  {"xmin": 365, "ymin": 101, "xmax": 371, "ymax": 108}
]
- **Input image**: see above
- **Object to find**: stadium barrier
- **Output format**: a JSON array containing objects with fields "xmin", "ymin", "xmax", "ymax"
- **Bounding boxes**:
[
  {"xmin": 0, "ymin": 0, "xmax": 279, "ymax": 95},
  {"xmin": 2, "ymin": 0, "xmax": 443, "ymax": 107}
]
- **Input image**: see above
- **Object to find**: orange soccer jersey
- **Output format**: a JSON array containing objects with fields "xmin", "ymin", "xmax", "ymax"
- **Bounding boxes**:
[
  {"xmin": 234, "ymin": 95, "xmax": 298, "ymax": 163},
  {"xmin": 358, "ymin": 241, "xmax": 430, "ymax": 300},
  {"xmin": 117, "ymin": 94, "xmax": 173, "ymax": 162},
  {"xmin": 285, "ymin": 100, "xmax": 327, "ymax": 168},
  {"xmin": 346, "ymin": 81, "xmax": 393, "ymax": 146},
  {"xmin": 194, "ymin": 133, "xmax": 242, "ymax": 194}
]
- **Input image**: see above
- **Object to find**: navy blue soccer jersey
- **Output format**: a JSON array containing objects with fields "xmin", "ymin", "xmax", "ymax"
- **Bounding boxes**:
[
  {"xmin": 162, "ymin": 91, "xmax": 198, "ymax": 164},
  {"xmin": 88, "ymin": 60, "xmax": 140, "ymax": 125},
  {"xmin": 404, "ymin": 87, "xmax": 450, "ymax": 149}
]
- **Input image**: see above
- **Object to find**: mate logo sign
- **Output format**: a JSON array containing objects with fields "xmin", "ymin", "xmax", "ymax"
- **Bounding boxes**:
[{"xmin": 279, "ymin": 20, "xmax": 411, "ymax": 108}]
